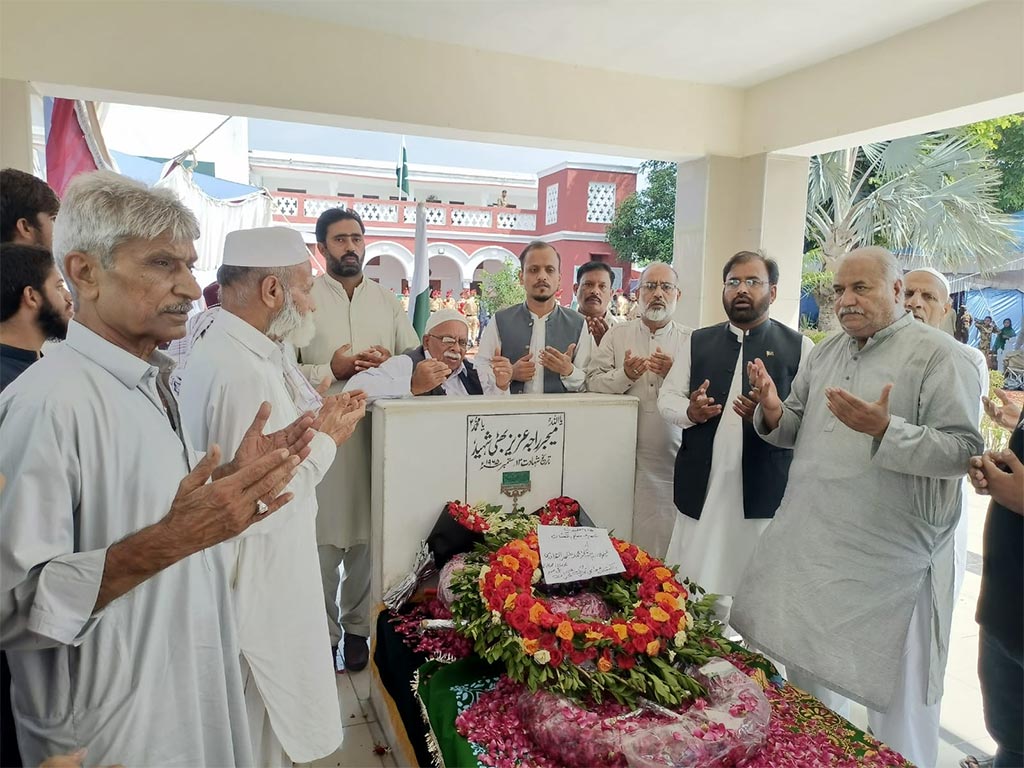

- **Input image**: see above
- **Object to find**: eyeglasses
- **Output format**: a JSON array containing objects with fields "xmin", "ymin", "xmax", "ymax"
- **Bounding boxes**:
[
  {"xmin": 640, "ymin": 281, "xmax": 677, "ymax": 293},
  {"xmin": 429, "ymin": 335, "xmax": 469, "ymax": 349},
  {"xmin": 724, "ymin": 278, "xmax": 767, "ymax": 289}
]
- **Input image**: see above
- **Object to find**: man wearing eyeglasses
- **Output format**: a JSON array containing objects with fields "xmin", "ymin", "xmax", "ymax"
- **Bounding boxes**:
[
  {"xmin": 345, "ymin": 309, "xmax": 512, "ymax": 403},
  {"xmin": 586, "ymin": 262, "xmax": 691, "ymax": 558},
  {"xmin": 659, "ymin": 250, "xmax": 812, "ymax": 626}
]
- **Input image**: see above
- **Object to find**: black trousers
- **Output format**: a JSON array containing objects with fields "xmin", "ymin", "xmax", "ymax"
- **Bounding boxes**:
[{"xmin": 979, "ymin": 628, "xmax": 1024, "ymax": 768}]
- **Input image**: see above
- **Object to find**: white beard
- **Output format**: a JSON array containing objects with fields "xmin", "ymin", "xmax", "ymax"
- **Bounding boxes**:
[
  {"xmin": 642, "ymin": 301, "xmax": 676, "ymax": 324},
  {"xmin": 267, "ymin": 296, "xmax": 317, "ymax": 347}
]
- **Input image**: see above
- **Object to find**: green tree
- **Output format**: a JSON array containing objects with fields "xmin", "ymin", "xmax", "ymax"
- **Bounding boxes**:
[
  {"xmin": 804, "ymin": 133, "xmax": 1015, "ymax": 331},
  {"xmin": 958, "ymin": 113, "xmax": 1024, "ymax": 213},
  {"xmin": 606, "ymin": 160, "xmax": 677, "ymax": 264},
  {"xmin": 479, "ymin": 259, "xmax": 525, "ymax": 314}
]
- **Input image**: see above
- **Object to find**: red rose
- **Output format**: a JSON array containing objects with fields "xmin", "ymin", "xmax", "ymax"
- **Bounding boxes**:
[
  {"xmin": 548, "ymin": 647, "xmax": 564, "ymax": 667},
  {"xmin": 569, "ymin": 648, "xmax": 589, "ymax": 666},
  {"xmin": 521, "ymin": 623, "xmax": 542, "ymax": 640},
  {"xmin": 539, "ymin": 632, "xmax": 557, "ymax": 651},
  {"xmin": 508, "ymin": 607, "xmax": 529, "ymax": 631},
  {"xmin": 617, "ymin": 653, "xmax": 636, "ymax": 670}
]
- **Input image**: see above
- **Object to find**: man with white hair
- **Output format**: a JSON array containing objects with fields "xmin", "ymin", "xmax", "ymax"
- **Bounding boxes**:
[
  {"xmin": 658, "ymin": 251, "xmax": 812, "ymax": 617},
  {"xmin": 178, "ymin": 227, "xmax": 367, "ymax": 765},
  {"xmin": 731, "ymin": 247, "xmax": 984, "ymax": 767},
  {"xmin": 345, "ymin": 308, "xmax": 513, "ymax": 403},
  {"xmin": 0, "ymin": 171, "xmax": 310, "ymax": 765},
  {"xmin": 586, "ymin": 262, "xmax": 691, "ymax": 558},
  {"xmin": 904, "ymin": 267, "xmax": 988, "ymax": 604}
]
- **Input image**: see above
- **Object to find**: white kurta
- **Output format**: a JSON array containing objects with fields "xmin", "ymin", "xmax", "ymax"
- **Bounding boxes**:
[
  {"xmin": 955, "ymin": 343, "xmax": 989, "ymax": 602},
  {"xmin": 658, "ymin": 325, "xmax": 814, "ymax": 596},
  {"xmin": 0, "ymin": 321, "xmax": 252, "ymax": 766},
  {"xmin": 585, "ymin": 319, "xmax": 691, "ymax": 558},
  {"xmin": 297, "ymin": 275, "xmax": 420, "ymax": 549},
  {"xmin": 475, "ymin": 307, "xmax": 591, "ymax": 395},
  {"xmin": 178, "ymin": 310, "xmax": 342, "ymax": 763}
]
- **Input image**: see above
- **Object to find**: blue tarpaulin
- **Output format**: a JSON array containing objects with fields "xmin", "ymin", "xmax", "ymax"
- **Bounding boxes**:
[
  {"xmin": 110, "ymin": 151, "xmax": 261, "ymax": 200},
  {"xmin": 955, "ymin": 288, "xmax": 1023, "ymax": 348}
]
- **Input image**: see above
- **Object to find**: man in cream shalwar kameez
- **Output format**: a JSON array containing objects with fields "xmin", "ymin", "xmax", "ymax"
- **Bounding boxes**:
[
  {"xmin": 586, "ymin": 263, "xmax": 690, "ymax": 558},
  {"xmin": 180, "ymin": 227, "xmax": 356, "ymax": 764},
  {"xmin": 297, "ymin": 208, "xmax": 419, "ymax": 669}
]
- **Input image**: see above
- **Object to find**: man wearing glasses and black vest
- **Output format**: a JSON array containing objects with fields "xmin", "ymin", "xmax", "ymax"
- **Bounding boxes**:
[{"xmin": 659, "ymin": 250, "xmax": 812, "ymax": 627}]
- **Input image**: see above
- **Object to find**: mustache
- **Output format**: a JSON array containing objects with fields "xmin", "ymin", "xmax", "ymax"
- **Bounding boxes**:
[
  {"xmin": 162, "ymin": 303, "xmax": 193, "ymax": 314},
  {"xmin": 839, "ymin": 307, "xmax": 865, "ymax": 317},
  {"xmin": 443, "ymin": 351, "xmax": 462, "ymax": 361}
]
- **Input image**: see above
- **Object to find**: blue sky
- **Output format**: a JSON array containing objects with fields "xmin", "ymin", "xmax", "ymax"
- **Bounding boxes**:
[{"xmin": 248, "ymin": 119, "xmax": 645, "ymax": 175}]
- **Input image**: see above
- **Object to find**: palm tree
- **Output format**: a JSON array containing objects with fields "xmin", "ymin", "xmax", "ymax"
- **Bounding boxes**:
[{"xmin": 804, "ymin": 133, "xmax": 1015, "ymax": 332}]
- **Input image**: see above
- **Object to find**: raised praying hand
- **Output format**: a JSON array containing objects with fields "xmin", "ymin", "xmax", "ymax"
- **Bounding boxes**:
[
  {"xmin": 491, "ymin": 345, "xmax": 513, "ymax": 391},
  {"xmin": 646, "ymin": 347, "xmax": 673, "ymax": 378},
  {"xmin": 623, "ymin": 349, "xmax": 649, "ymax": 381},
  {"xmin": 825, "ymin": 383, "xmax": 893, "ymax": 440},
  {"xmin": 983, "ymin": 388, "xmax": 1022, "ymax": 432},
  {"xmin": 215, "ymin": 401, "xmax": 315, "ymax": 480},
  {"xmin": 686, "ymin": 379, "xmax": 723, "ymax": 424},
  {"xmin": 539, "ymin": 343, "xmax": 577, "ymax": 377}
]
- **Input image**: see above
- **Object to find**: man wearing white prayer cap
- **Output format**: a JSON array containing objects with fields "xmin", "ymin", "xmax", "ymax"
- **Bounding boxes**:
[
  {"xmin": 903, "ymin": 267, "xmax": 988, "ymax": 605},
  {"xmin": 179, "ymin": 226, "xmax": 367, "ymax": 766},
  {"xmin": 346, "ymin": 308, "xmax": 513, "ymax": 403}
]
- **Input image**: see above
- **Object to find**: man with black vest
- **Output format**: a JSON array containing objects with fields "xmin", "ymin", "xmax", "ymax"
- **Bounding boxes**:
[
  {"xmin": 476, "ymin": 241, "xmax": 590, "ymax": 395},
  {"xmin": 345, "ymin": 309, "xmax": 512, "ymax": 402},
  {"xmin": 658, "ymin": 250, "xmax": 812, "ymax": 624}
]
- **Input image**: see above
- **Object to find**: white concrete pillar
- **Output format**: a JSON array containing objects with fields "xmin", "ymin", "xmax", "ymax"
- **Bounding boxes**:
[
  {"xmin": 672, "ymin": 153, "xmax": 809, "ymax": 329},
  {"xmin": 0, "ymin": 78, "xmax": 35, "ymax": 173}
]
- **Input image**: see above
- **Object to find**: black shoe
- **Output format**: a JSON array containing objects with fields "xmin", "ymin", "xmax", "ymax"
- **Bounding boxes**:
[{"xmin": 343, "ymin": 634, "xmax": 369, "ymax": 672}]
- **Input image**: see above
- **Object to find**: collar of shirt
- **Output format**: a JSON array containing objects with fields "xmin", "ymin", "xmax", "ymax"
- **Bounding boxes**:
[
  {"xmin": 64, "ymin": 320, "xmax": 174, "ymax": 390},
  {"xmin": 219, "ymin": 308, "xmax": 280, "ymax": 362},
  {"xmin": 321, "ymin": 273, "xmax": 366, "ymax": 304},
  {"xmin": 0, "ymin": 343, "xmax": 40, "ymax": 363},
  {"xmin": 424, "ymin": 347, "xmax": 466, "ymax": 379},
  {"xmin": 640, "ymin": 320, "xmax": 678, "ymax": 340},
  {"xmin": 844, "ymin": 310, "xmax": 913, "ymax": 354}
]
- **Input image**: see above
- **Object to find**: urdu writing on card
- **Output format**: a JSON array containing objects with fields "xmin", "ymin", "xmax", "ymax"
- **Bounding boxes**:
[{"xmin": 537, "ymin": 524, "xmax": 625, "ymax": 585}]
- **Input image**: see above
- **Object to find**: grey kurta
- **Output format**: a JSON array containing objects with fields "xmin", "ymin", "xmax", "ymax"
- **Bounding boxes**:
[
  {"xmin": 0, "ymin": 322, "xmax": 251, "ymax": 765},
  {"xmin": 730, "ymin": 312, "xmax": 983, "ymax": 710}
]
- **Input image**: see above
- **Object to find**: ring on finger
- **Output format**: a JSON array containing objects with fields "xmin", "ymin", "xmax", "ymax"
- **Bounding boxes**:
[{"xmin": 255, "ymin": 499, "xmax": 270, "ymax": 515}]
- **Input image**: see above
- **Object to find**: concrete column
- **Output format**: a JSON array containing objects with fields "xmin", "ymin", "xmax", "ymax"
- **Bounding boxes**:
[
  {"xmin": 0, "ymin": 79, "xmax": 35, "ymax": 173},
  {"xmin": 672, "ymin": 153, "xmax": 809, "ymax": 329}
]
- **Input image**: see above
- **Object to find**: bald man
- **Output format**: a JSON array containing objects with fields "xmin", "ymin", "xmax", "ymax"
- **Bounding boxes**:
[
  {"xmin": 904, "ymin": 268, "xmax": 988, "ymax": 605},
  {"xmin": 731, "ymin": 247, "xmax": 983, "ymax": 767}
]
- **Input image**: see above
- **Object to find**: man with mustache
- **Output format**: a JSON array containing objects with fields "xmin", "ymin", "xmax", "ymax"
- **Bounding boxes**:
[
  {"xmin": 574, "ymin": 261, "xmax": 619, "ymax": 346},
  {"xmin": 731, "ymin": 247, "xmax": 984, "ymax": 767},
  {"xmin": 476, "ymin": 240, "xmax": 590, "ymax": 395},
  {"xmin": 659, "ymin": 250, "xmax": 811, "ymax": 622},
  {"xmin": 345, "ymin": 309, "xmax": 512, "ymax": 403},
  {"xmin": 178, "ymin": 227, "xmax": 367, "ymax": 765},
  {"xmin": 0, "ymin": 171, "xmax": 310, "ymax": 765},
  {"xmin": 586, "ymin": 262, "xmax": 690, "ymax": 557},
  {"xmin": 903, "ymin": 268, "xmax": 988, "ymax": 605},
  {"xmin": 297, "ymin": 207, "xmax": 419, "ymax": 672}
]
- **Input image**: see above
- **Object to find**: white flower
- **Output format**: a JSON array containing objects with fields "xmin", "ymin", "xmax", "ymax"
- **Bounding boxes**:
[
  {"xmin": 478, "ymin": 566, "xmax": 491, "ymax": 585},
  {"xmin": 685, "ymin": 613, "xmax": 694, "ymax": 630},
  {"xmin": 491, "ymin": 610, "xmax": 501, "ymax": 624},
  {"xmin": 674, "ymin": 630, "xmax": 687, "ymax": 648},
  {"xmin": 531, "ymin": 568, "xmax": 542, "ymax": 584},
  {"xmin": 533, "ymin": 650, "xmax": 551, "ymax": 665}
]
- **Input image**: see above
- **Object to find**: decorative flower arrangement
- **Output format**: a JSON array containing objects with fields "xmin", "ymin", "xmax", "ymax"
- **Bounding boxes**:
[
  {"xmin": 447, "ymin": 498, "xmax": 722, "ymax": 709},
  {"xmin": 445, "ymin": 501, "xmax": 492, "ymax": 533}
]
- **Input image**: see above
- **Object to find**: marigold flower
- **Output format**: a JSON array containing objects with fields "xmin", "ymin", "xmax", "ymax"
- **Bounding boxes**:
[
  {"xmin": 646, "ymin": 639, "xmax": 661, "ymax": 656},
  {"xmin": 528, "ymin": 602, "xmax": 545, "ymax": 624},
  {"xmin": 635, "ymin": 551, "xmax": 650, "ymax": 566},
  {"xmin": 555, "ymin": 621, "xmax": 574, "ymax": 641},
  {"xmin": 652, "ymin": 566, "xmax": 672, "ymax": 581},
  {"xmin": 597, "ymin": 655, "xmax": 613, "ymax": 673},
  {"xmin": 611, "ymin": 623, "xmax": 629, "ymax": 641},
  {"xmin": 522, "ymin": 638, "xmax": 540, "ymax": 655},
  {"xmin": 663, "ymin": 581, "xmax": 679, "ymax": 594},
  {"xmin": 649, "ymin": 606, "xmax": 670, "ymax": 623},
  {"xmin": 494, "ymin": 573, "xmax": 511, "ymax": 587},
  {"xmin": 500, "ymin": 555, "xmax": 520, "ymax": 571},
  {"xmin": 630, "ymin": 622, "xmax": 650, "ymax": 636},
  {"xmin": 503, "ymin": 593, "xmax": 517, "ymax": 611},
  {"xmin": 585, "ymin": 630, "xmax": 604, "ymax": 642}
]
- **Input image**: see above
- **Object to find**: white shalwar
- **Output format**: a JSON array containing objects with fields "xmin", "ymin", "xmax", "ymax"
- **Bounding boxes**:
[
  {"xmin": 658, "ymin": 325, "xmax": 814, "ymax": 609},
  {"xmin": 475, "ymin": 308, "xmax": 591, "ymax": 395},
  {"xmin": 0, "ymin": 321, "xmax": 252, "ymax": 766},
  {"xmin": 179, "ymin": 310, "xmax": 343, "ymax": 764},
  {"xmin": 585, "ymin": 319, "xmax": 691, "ymax": 558}
]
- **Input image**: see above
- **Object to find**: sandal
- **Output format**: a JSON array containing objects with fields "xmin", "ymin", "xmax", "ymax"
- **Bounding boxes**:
[{"xmin": 959, "ymin": 756, "xmax": 993, "ymax": 768}]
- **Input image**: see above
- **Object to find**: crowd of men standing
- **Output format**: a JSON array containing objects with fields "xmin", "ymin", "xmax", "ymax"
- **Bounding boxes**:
[{"xmin": 0, "ymin": 166, "xmax": 1020, "ymax": 768}]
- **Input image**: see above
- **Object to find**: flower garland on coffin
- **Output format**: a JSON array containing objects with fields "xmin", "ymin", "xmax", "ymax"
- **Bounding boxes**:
[{"xmin": 442, "ymin": 497, "xmax": 725, "ymax": 709}]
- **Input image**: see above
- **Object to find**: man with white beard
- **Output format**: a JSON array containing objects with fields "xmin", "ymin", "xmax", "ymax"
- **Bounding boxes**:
[
  {"xmin": 903, "ymin": 268, "xmax": 988, "ymax": 604},
  {"xmin": 179, "ymin": 227, "xmax": 367, "ymax": 766},
  {"xmin": 586, "ymin": 262, "xmax": 691, "ymax": 558}
]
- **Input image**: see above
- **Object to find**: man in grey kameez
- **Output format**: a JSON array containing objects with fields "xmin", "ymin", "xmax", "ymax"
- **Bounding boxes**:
[
  {"xmin": 0, "ymin": 172, "xmax": 309, "ymax": 765},
  {"xmin": 731, "ymin": 247, "xmax": 983, "ymax": 768}
]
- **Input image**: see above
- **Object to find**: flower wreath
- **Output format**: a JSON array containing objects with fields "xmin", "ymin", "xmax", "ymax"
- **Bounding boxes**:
[{"xmin": 448, "ymin": 498, "xmax": 722, "ymax": 708}]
